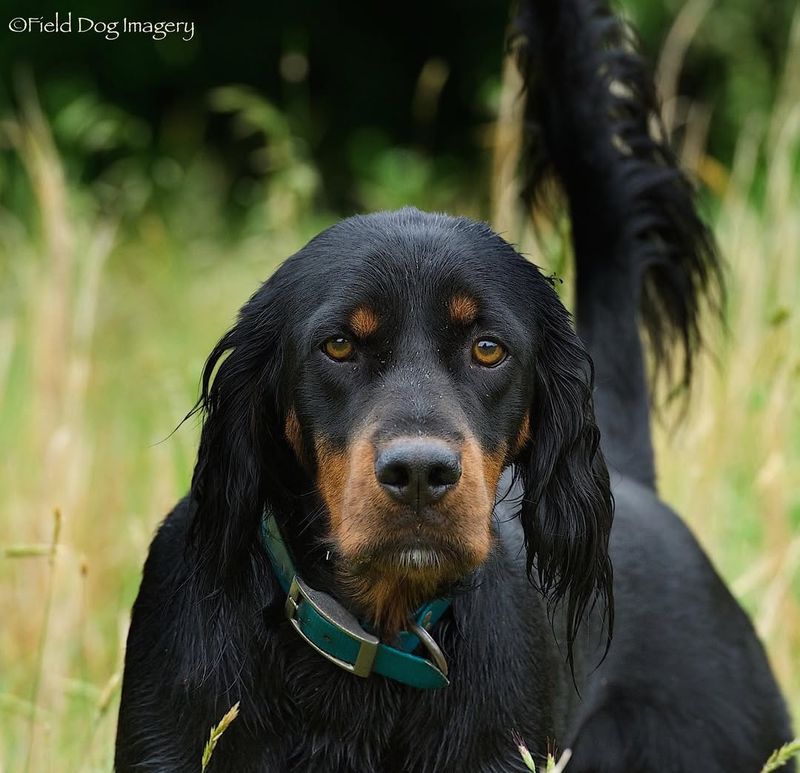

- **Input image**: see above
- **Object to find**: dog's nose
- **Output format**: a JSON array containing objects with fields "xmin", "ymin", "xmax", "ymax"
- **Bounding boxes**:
[{"xmin": 375, "ymin": 439, "xmax": 461, "ymax": 506}]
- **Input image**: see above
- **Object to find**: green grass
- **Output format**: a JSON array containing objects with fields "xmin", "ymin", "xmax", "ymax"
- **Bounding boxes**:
[{"xmin": 1, "ymin": 42, "xmax": 799, "ymax": 772}]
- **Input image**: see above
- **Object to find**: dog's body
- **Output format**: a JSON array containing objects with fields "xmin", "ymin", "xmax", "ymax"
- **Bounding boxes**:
[
  {"xmin": 118, "ymin": 472, "xmax": 792, "ymax": 771},
  {"xmin": 116, "ymin": 0, "xmax": 794, "ymax": 770}
]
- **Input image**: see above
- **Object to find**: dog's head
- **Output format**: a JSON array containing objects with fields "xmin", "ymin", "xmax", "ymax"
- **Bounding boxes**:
[{"xmin": 190, "ymin": 208, "xmax": 612, "ymax": 643}]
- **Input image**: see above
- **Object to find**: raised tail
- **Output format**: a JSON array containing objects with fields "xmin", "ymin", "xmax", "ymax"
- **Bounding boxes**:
[{"xmin": 513, "ymin": 0, "xmax": 722, "ymax": 489}]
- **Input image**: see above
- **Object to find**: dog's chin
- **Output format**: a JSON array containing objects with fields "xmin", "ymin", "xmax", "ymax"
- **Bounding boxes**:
[
  {"xmin": 359, "ymin": 536, "xmax": 472, "ymax": 570},
  {"xmin": 336, "ymin": 538, "xmax": 484, "ymax": 636}
]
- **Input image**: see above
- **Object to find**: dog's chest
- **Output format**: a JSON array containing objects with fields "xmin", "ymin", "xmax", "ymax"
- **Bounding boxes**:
[
  {"xmin": 271, "ymin": 679, "xmax": 540, "ymax": 772},
  {"xmin": 256, "ymin": 618, "xmax": 556, "ymax": 772}
]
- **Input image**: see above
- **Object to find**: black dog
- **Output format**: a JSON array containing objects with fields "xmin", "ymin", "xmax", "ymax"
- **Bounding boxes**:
[{"xmin": 116, "ymin": 0, "xmax": 794, "ymax": 770}]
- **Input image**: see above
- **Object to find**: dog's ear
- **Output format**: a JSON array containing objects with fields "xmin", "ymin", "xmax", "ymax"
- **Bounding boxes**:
[
  {"xmin": 517, "ymin": 289, "xmax": 614, "ymax": 654},
  {"xmin": 188, "ymin": 279, "xmax": 295, "ymax": 586}
]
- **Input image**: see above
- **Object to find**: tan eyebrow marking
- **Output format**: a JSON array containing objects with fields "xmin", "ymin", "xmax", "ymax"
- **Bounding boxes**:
[
  {"xmin": 349, "ymin": 305, "xmax": 380, "ymax": 338},
  {"xmin": 448, "ymin": 293, "xmax": 479, "ymax": 325}
]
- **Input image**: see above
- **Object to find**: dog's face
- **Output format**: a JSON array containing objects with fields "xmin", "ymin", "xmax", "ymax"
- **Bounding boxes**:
[
  {"xmin": 191, "ymin": 209, "xmax": 612, "ymax": 639},
  {"xmin": 285, "ymin": 214, "xmax": 537, "ymax": 630}
]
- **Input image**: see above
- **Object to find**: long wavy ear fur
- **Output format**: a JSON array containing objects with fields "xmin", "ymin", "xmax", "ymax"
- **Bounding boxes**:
[
  {"xmin": 188, "ymin": 282, "xmax": 293, "ymax": 589},
  {"xmin": 518, "ymin": 279, "xmax": 614, "ymax": 663}
]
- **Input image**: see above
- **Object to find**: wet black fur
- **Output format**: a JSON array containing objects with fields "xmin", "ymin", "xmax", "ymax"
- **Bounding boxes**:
[{"xmin": 116, "ymin": 0, "xmax": 794, "ymax": 770}]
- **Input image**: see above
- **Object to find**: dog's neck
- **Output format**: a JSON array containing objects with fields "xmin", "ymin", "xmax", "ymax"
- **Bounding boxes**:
[{"xmin": 271, "ymin": 495, "xmax": 341, "ymax": 592}]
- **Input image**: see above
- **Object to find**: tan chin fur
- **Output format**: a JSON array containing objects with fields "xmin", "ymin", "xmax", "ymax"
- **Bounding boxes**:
[
  {"xmin": 342, "ymin": 569, "xmax": 452, "ymax": 637},
  {"xmin": 315, "ymin": 431, "xmax": 504, "ymax": 635}
]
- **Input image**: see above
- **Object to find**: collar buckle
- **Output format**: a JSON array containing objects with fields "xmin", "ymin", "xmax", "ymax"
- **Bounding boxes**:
[
  {"xmin": 285, "ymin": 575, "xmax": 379, "ymax": 677},
  {"xmin": 407, "ymin": 620, "xmax": 449, "ymax": 678}
]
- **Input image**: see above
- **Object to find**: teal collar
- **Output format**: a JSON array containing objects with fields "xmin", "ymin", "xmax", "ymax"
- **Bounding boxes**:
[{"xmin": 261, "ymin": 509, "xmax": 451, "ymax": 689}]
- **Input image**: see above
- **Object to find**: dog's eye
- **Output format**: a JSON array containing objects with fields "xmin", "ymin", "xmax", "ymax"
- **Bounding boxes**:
[
  {"xmin": 471, "ymin": 338, "xmax": 506, "ymax": 367},
  {"xmin": 323, "ymin": 336, "xmax": 355, "ymax": 362}
]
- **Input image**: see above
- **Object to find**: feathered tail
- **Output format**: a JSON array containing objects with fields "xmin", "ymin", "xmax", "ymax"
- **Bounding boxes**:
[{"xmin": 514, "ymin": 0, "xmax": 723, "ymax": 488}]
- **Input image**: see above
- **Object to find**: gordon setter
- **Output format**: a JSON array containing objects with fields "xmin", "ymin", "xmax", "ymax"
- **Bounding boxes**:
[{"xmin": 115, "ymin": 0, "xmax": 795, "ymax": 770}]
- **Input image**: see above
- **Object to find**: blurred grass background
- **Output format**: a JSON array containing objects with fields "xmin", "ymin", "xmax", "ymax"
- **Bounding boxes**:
[{"xmin": 0, "ymin": 0, "xmax": 799, "ymax": 770}]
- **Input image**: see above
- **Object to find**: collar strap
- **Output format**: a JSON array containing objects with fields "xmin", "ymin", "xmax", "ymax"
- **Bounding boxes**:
[{"xmin": 261, "ymin": 510, "xmax": 451, "ymax": 689}]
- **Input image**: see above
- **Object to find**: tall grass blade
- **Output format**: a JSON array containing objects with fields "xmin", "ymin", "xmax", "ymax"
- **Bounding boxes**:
[
  {"xmin": 761, "ymin": 739, "xmax": 800, "ymax": 773},
  {"xmin": 201, "ymin": 702, "xmax": 240, "ymax": 772}
]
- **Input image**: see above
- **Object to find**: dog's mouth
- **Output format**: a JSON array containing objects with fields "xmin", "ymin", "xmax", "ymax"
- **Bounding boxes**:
[{"xmin": 347, "ymin": 532, "xmax": 478, "ymax": 577}]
